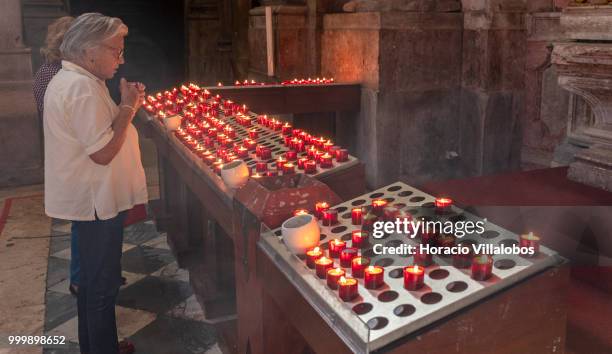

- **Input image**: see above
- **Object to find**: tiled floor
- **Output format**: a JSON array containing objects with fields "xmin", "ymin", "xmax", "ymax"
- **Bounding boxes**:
[{"xmin": 42, "ymin": 218, "xmax": 231, "ymax": 354}]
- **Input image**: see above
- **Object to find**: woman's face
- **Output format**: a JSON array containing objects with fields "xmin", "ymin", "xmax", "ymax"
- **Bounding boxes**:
[{"xmin": 87, "ymin": 33, "xmax": 125, "ymax": 80}]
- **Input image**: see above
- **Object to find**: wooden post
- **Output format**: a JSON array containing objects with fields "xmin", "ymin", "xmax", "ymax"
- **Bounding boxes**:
[{"xmin": 265, "ymin": 6, "xmax": 274, "ymax": 78}]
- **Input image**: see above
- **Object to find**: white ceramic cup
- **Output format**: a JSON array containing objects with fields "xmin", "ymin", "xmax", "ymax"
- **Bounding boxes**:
[
  {"xmin": 221, "ymin": 160, "xmax": 250, "ymax": 189},
  {"xmin": 281, "ymin": 214, "xmax": 321, "ymax": 255},
  {"xmin": 163, "ymin": 115, "xmax": 181, "ymax": 131}
]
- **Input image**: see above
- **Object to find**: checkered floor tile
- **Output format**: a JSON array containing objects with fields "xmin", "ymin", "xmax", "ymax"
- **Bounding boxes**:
[{"xmin": 43, "ymin": 218, "xmax": 226, "ymax": 354}]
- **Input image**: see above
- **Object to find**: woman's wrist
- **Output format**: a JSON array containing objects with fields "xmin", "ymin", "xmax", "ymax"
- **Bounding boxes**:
[{"xmin": 119, "ymin": 104, "xmax": 136, "ymax": 115}]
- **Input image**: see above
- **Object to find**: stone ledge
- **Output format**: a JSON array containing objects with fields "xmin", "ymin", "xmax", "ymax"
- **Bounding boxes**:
[{"xmin": 561, "ymin": 5, "xmax": 612, "ymax": 40}]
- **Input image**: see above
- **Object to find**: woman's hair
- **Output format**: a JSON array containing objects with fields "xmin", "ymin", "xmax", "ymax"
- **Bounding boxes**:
[
  {"xmin": 40, "ymin": 16, "xmax": 74, "ymax": 64},
  {"xmin": 59, "ymin": 13, "xmax": 128, "ymax": 62}
]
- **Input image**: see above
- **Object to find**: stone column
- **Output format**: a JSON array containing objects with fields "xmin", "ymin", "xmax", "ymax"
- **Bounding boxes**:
[
  {"xmin": 322, "ymin": 8, "xmax": 464, "ymax": 187},
  {"xmin": 0, "ymin": 0, "xmax": 43, "ymax": 187},
  {"xmin": 552, "ymin": 5, "xmax": 612, "ymax": 192},
  {"xmin": 459, "ymin": 0, "xmax": 531, "ymax": 177}
]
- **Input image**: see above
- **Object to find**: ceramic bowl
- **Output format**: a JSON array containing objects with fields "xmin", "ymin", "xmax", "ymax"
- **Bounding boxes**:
[
  {"xmin": 221, "ymin": 160, "xmax": 249, "ymax": 189},
  {"xmin": 281, "ymin": 214, "xmax": 320, "ymax": 255}
]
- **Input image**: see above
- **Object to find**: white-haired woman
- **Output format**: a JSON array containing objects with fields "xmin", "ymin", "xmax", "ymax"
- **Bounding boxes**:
[{"xmin": 43, "ymin": 13, "xmax": 146, "ymax": 354}]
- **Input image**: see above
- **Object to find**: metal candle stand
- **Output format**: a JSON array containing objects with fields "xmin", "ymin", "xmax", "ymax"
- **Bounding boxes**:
[{"xmin": 259, "ymin": 182, "xmax": 563, "ymax": 353}]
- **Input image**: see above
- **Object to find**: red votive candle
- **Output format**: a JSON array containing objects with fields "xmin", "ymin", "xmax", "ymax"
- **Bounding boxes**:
[
  {"xmin": 372, "ymin": 199, "xmax": 388, "ymax": 216},
  {"xmin": 244, "ymin": 139, "xmax": 256, "ymax": 151},
  {"xmin": 328, "ymin": 239, "xmax": 346, "ymax": 258},
  {"xmin": 248, "ymin": 129, "xmax": 258, "ymax": 139},
  {"xmin": 519, "ymin": 232, "xmax": 540, "ymax": 256},
  {"xmin": 471, "ymin": 255, "xmax": 493, "ymax": 281},
  {"xmin": 260, "ymin": 147, "xmax": 272, "ymax": 160},
  {"xmin": 364, "ymin": 266, "xmax": 385, "ymax": 289},
  {"xmin": 304, "ymin": 160, "xmax": 317, "ymax": 174},
  {"xmin": 236, "ymin": 146, "xmax": 248, "ymax": 158},
  {"xmin": 322, "ymin": 209, "xmax": 338, "ymax": 226},
  {"xmin": 315, "ymin": 202, "xmax": 330, "ymax": 219},
  {"xmin": 453, "ymin": 244, "xmax": 473, "ymax": 269},
  {"xmin": 285, "ymin": 151, "xmax": 298, "ymax": 161},
  {"xmin": 323, "ymin": 140, "xmax": 334, "ymax": 151},
  {"xmin": 306, "ymin": 247, "xmax": 323, "ymax": 268},
  {"xmin": 297, "ymin": 157, "xmax": 308, "ymax": 170},
  {"xmin": 276, "ymin": 157, "xmax": 287, "ymax": 169},
  {"xmin": 266, "ymin": 170, "xmax": 278, "ymax": 177},
  {"xmin": 307, "ymin": 146, "xmax": 317, "ymax": 159},
  {"xmin": 351, "ymin": 230, "xmax": 367, "ymax": 249},
  {"xmin": 435, "ymin": 197, "xmax": 453, "ymax": 214},
  {"xmin": 437, "ymin": 234, "xmax": 456, "ymax": 250},
  {"xmin": 282, "ymin": 162, "xmax": 295, "ymax": 175},
  {"xmin": 336, "ymin": 148, "xmax": 349, "ymax": 162},
  {"xmin": 351, "ymin": 256, "xmax": 370, "ymax": 278},
  {"xmin": 293, "ymin": 209, "xmax": 309, "ymax": 217},
  {"xmin": 282, "ymin": 123, "xmax": 292, "ymax": 135},
  {"xmin": 340, "ymin": 247, "xmax": 359, "ymax": 267},
  {"xmin": 338, "ymin": 276, "xmax": 359, "ymax": 302},
  {"xmin": 320, "ymin": 153, "xmax": 333, "ymax": 168},
  {"xmin": 256, "ymin": 161, "xmax": 268, "ymax": 172},
  {"xmin": 292, "ymin": 128, "xmax": 302, "ymax": 137},
  {"xmin": 315, "ymin": 257, "xmax": 334, "ymax": 279},
  {"xmin": 403, "ymin": 265, "xmax": 425, "ymax": 290},
  {"xmin": 351, "ymin": 207, "xmax": 363, "ymax": 225},
  {"xmin": 326, "ymin": 268, "xmax": 345, "ymax": 290}
]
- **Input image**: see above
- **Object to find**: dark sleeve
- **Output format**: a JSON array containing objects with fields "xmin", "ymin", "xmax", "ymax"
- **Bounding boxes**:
[{"xmin": 33, "ymin": 63, "xmax": 61, "ymax": 117}]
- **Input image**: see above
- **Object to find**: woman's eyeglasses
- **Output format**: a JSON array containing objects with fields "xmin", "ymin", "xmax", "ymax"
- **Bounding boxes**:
[{"xmin": 100, "ymin": 44, "xmax": 124, "ymax": 60}]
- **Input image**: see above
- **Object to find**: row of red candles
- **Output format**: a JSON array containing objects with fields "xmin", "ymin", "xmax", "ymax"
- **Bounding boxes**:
[
  {"xmin": 293, "ymin": 198, "xmax": 542, "ymax": 301},
  {"xmin": 214, "ymin": 77, "xmax": 335, "ymax": 87},
  {"xmin": 143, "ymin": 83, "xmax": 352, "ymax": 177}
]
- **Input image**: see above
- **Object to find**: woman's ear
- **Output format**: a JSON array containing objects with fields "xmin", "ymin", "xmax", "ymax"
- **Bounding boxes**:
[{"xmin": 83, "ymin": 46, "xmax": 96, "ymax": 63}]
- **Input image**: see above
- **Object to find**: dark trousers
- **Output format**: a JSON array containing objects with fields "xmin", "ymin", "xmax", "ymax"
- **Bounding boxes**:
[{"xmin": 74, "ymin": 211, "xmax": 126, "ymax": 354}]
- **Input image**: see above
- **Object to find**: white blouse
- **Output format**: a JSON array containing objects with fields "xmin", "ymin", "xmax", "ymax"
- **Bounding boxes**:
[{"xmin": 43, "ymin": 60, "xmax": 148, "ymax": 221}]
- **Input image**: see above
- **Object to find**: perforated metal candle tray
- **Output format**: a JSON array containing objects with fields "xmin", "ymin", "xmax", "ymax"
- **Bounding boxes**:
[
  {"xmin": 144, "ymin": 94, "xmax": 358, "ymax": 180},
  {"xmin": 258, "ymin": 182, "xmax": 563, "ymax": 354}
]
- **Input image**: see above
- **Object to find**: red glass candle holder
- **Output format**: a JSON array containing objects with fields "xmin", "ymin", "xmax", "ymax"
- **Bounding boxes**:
[
  {"xmin": 282, "ymin": 162, "xmax": 296, "ymax": 175},
  {"xmin": 256, "ymin": 161, "xmax": 268, "ymax": 173},
  {"xmin": 403, "ymin": 265, "xmax": 425, "ymax": 290},
  {"xmin": 293, "ymin": 209, "xmax": 309, "ymax": 217},
  {"xmin": 315, "ymin": 202, "xmax": 330, "ymax": 219},
  {"xmin": 351, "ymin": 207, "xmax": 363, "ymax": 225},
  {"xmin": 371, "ymin": 199, "xmax": 388, "ymax": 216},
  {"xmin": 282, "ymin": 123, "xmax": 292, "ymax": 135},
  {"xmin": 471, "ymin": 255, "xmax": 493, "ymax": 281},
  {"xmin": 306, "ymin": 247, "xmax": 323, "ymax": 269},
  {"xmin": 328, "ymin": 239, "xmax": 346, "ymax": 258},
  {"xmin": 364, "ymin": 266, "xmax": 385, "ymax": 289},
  {"xmin": 326, "ymin": 268, "xmax": 345, "ymax": 290},
  {"xmin": 276, "ymin": 157, "xmax": 287, "ymax": 169},
  {"xmin": 315, "ymin": 257, "xmax": 334, "ymax": 279},
  {"xmin": 248, "ymin": 129, "xmax": 258, "ymax": 139},
  {"xmin": 351, "ymin": 256, "xmax": 370, "ymax": 278},
  {"xmin": 336, "ymin": 148, "xmax": 349, "ymax": 162},
  {"xmin": 260, "ymin": 147, "xmax": 272, "ymax": 160},
  {"xmin": 435, "ymin": 197, "xmax": 453, "ymax": 214},
  {"xmin": 351, "ymin": 230, "xmax": 367, "ymax": 249},
  {"xmin": 320, "ymin": 153, "xmax": 333, "ymax": 168},
  {"xmin": 304, "ymin": 160, "xmax": 317, "ymax": 174},
  {"xmin": 236, "ymin": 147, "xmax": 248, "ymax": 158},
  {"xmin": 340, "ymin": 247, "xmax": 359, "ymax": 268},
  {"xmin": 338, "ymin": 276, "xmax": 358, "ymax": 302},
  {"xmin": 266, "ymin": 170, "xmax": 278, "ymax": 177},
  {"xmin": 322, "ymin": 209, "xmax": 338, "ymax": 226},
  {"xmin": 437, "ymin": 234, "xmax": 456, "ymax": 249},
  {"xmin": 452, "ymin": 244, "xmax": 473, "ymax": 269},
  {"xmin": 519, "ymin": 232, "xmax": 540, "ymax": 256},
  {"xmin": 285, "ymin": 150, "xmax": 298, "ymax": 161},
  {"xmin": 297, "ymin": 157, "xmax": 308, "ymax": 170}
]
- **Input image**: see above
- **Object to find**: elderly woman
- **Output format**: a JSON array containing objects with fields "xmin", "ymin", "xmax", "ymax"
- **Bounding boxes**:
[{"xmin": 44, "ymin": 13, "xmax": 146, "ymax": 354}]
